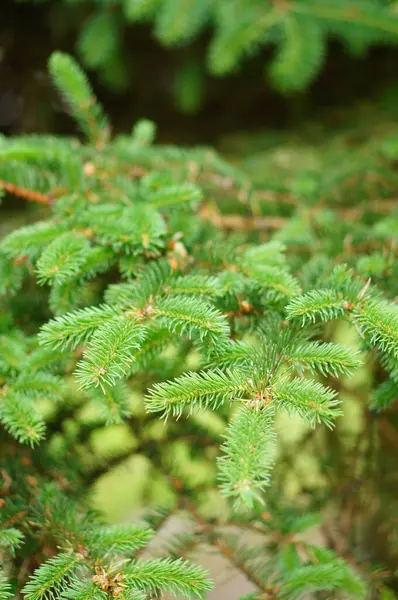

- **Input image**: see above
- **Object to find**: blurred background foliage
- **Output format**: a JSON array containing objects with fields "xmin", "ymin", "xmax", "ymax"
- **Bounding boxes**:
[
  {"xmin": 2, "ymin": 0, "xmax": 398, "ymax": 140},
  {"xmin": 2, "ymin": 1, "xmax": 398, "ymax": 596}
]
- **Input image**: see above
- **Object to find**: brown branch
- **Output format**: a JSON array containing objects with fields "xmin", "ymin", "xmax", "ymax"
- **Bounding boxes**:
[
  {"xmin": 0, "ymin": 180, "xmax": 52, "ymax": 205},
  {"xmin": 199, "ymin": 206, "xmax": 287, "ymax": 231},
  {"xmin": 179, "ymin": 493, "xmax": 279, "ymax": 598},
  {"xmin": 199, "ymin": 197, "xmax": 398, "ymax": 233}
]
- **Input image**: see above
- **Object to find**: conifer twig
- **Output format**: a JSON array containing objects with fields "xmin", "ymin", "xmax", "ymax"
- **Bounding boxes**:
[
  {"xmin": 199, "ymin": 206, "xmax": 287, "ymax": 231},
  {"xmin": 0, "ymin": 180, "xmax": 52, "ymax": 205},
  {"xmin": 181, "ymin": 496, "xmax": 280, "ymax": 598}
]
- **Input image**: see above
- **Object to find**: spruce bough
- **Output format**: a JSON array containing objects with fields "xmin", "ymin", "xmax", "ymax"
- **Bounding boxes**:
[
  {"xmin": 13, "ymin": 0, "xmax": 398, "ymax": 105},
  {"xmin": 0, "ymin": 52, "xmax": 397, "ymax": 598}
]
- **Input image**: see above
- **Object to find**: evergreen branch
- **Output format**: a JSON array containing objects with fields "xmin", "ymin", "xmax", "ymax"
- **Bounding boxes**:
[
  {"xmin": 181, "ymin": 498, "xmax": 274, "ymax": 596},
  {"xmin": 145, "ymin": 368, "xmax": 248, "ymax": 418},
  {"xmin": 11, "ymin": 372, "xmax": 65, "ymax": 401},
  {"xmin": 203, "ymin": 339, "xmax": 255, "ymax": 368},
  {"xmin": 370, "ymin": 379, "xmax": 398, "ymax": 412},
  {"xmin": 284, "ymin": 512, "xmax": 322, "ymax": 536},
  {"xmin": 245, "ymin": 265, "xmax": 300, "ymax": 297},
  {"xmin": 105, "ymin": 260, "xmax": 172, "ymax": 308},
  {"xmin": 154, "ymin": 295, "xmax": 230, "ymax": 342},
  {"xmin": 87, "ymin": 382, "xmax": 132, "ymax": 424},
  {"xmin": 23, "ymin": 552, "xmax": 81, "ymax": 600},
  {"xmin": 0, "ymin": 179, "xmax": 51, "ymax": 205},
  {"xmin": 48, "ymin": 279, "xmax": 86, "ymax": 316},
  {"xmin": 60, "ymin": 578, "xmax": 107, "ymax": 600},
  {"xmin": 0, "ymin": 221, "xmax": 65, "ymax": 260},
  {"xmin": 125, "ymin": 557, "xmax": 212, "ymax": 598},
  {"xmin": 269, "ymin": 14, "xmax": 325, "ymax": 92},
  {"xmin": 49, "ymin": 52, "xmax": 109, "ymax": 147},
  {"xmin": 131, "ymin": 326, "xmax": 173, "ymax": 370},
  {"xmin": 106, "ymin": 269, "xmax": 223, "ymax": 308},
  {"xmin": 286, "ymin": 289, "xmax": 347, "ymax": 324},
  {"xmin": 0, "ymin": 570, "xmax": 13, "ymax": 600},
  {"xmin": 0, "ymin": 392, "xmax": 46, "ymax": 446},
  {"xmin": 353, "ymin": 300, "xmax": 398, "ymax": 358},
  {"xmin": 146, "ymin": 182, "xmax": 202, "ymax": 207},
  {"xmin": 0, "ymin": 254, "xmax": 24, "ymax": 297},
  {"xmin": 209, "ymin": 7, "xmax": 280, "ymax": 75},
  {"xmin": 104, "ymin": 281, "xmax": 140, "ymax": 308},
  {"xmin": 0, "ymin": 154, "xmax": 57, "ymax": 195},
  {"xmin": 91, "ymin": 203, "xmax": 166, "ymax": 254},
  {"xmin": 24, "ymin": 346, "xmax": 68, "ymax": 373},
  {"xmin": 281, "ymin": 558, "xmax": 365, "ymax": 599},
  {"xmin": 242, "ymin": 241, "xmax": 287, "ymax": 266},
  {"xmin": 199, "ymin": 207, "xmax": 287, "ymax": 231},
  {"xmin": 75, "ymin": 318, "xmax": 145, "ymax": 391},
  {"xmin": 87, "ymin": 523, "xmax": 153, "ymax": 555},
  {"xmin": 163, "ymin": 274, "xmax": 223, "ymax": 297},
  {"xmin": 218, "ymin": 404, "xmax": 276, "ymax": 508},
  {"xmin": 273, "ymin": 377, "xmax": 341, "ymax": 428},
  {"xmin": 0, "ymin": 527, "xmax": 24, "ymax": 554},
  {"xmin": 39, "ymin": 305, "xmax": 119, "ymax": 350},
  {"xmin": 155, "ymin": 0, "xmax": 211, "ymax": 45},
  {"xmin": 0, "ymin": 334, "xmax": 27, "ymax": 374},
  {"xmin": 123, "ymin": 0, "xmax": 159, "ymax": 21},
  {"xmin": 36, "ymin": 233, "xmax": 91, "ymax": 286},
  {"xmin": 78, "ymin": 246, "xmax": 114, "ymax": 281},
  {"xmin": 286, "ymin": 341, "xmax": 361, "ymax": 376},
  {"xmin": 161, "ymin": 531, "xmax": 199, "ymax": 561},
  {"xmin": 307, "ymin": 546, "xmax": 366, "ymax": 597},
  {"xmin": 293, "ymin": 1, "xmax": 398, "ymax": 36},
  {"xmin": 121, "ymin": 590, "xmax": 146, "ymax": 600},
  {"xmin": 0, "ymin": 139, "xmax": 82, "ymax": 190},
  {"xmin": 131, "ymin": 118, "xmax": 156, "ymax": 146},
  {"xmin": 217, "ymin": 533, "xmax": 273, "ymax": 592},
  {"xmin": 379, "ymin": 351, "xmax": 398, "ymax": 385}
]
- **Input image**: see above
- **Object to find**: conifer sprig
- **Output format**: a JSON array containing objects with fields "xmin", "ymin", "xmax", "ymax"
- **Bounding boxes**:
[
  {"xmin": 39, "ymin": 305, "xmax": 119, "ymax": 350},
  {"xmin": 286, "ymin": 289, "xmax": 346, "ymax": 324},
  {"xmin": 36, "ymin": 232, "xmax": 91, "ymax": 286},
  {"xmin": 0, "ymin": 528, "xmax": 24, "ymax": 554},
  {"xmin": 75, "ymin": 318, "xmax": 145, "ymax": 391},
  {"xmin": 273, "ymin": 378, "xmax": 341, "ymax": 428},
  {"xmin": 88, "ymin": 381, "xmax": 132, "ymax": 424},
  {"xmin": 49, "ymin": 52, "xmax": 109, "ymax": 147},
  {"xmin": 0, "ymin": 570, "xmax": 13, "ymax": 600},
  {"xmin": 1, "ymin": 221, "xmax": 65, "ymax": 260},
  {"xmin": 0, "ymin": 392, "xmax": 46, "ymax": 446},
  {"xmin": 60, "ymin": 578, "xmax": 107, "ymax": 600},
  {"xmin": 87, "ymin": 523, "xmax": 153, "ymax": 555},
  {"xmin": 154, "ymin": 295, "xmax": 230, "ymax": 342},
  {"xmin": 10, "ymin": 372, "xmax": 65, "ymax": 401},
  {"xmin": 287, "ymin": 341, "xmax": 361, "ymax": 377},
  {"xmin": 124, "ymin": 557, "xmax": 212, "ymax": 598},
  {"xmin": 145, "ymin": 368, "xmax": 249, "ymax": 418},
  {"xmin": 218, "ymin": 404, "xmax": 276, "ymax": 508},
  {"xmin": 22, "ymin": 552, "xmax": 82, "ymax": 600},
  {"xmin": 353, "ymin": 300, "xmax": 398, "ymax": 358}
]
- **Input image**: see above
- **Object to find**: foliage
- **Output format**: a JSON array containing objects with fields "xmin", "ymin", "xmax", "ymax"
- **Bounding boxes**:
[
  {"xmin": 11, "ymin": 0, "xmax": 398, "ymax": 110},
  {"xmin": 0, "ymin": 51, "xmax": 398, "ymax": 599}
]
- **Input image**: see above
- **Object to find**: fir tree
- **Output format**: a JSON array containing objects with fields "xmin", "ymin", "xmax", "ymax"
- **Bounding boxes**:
[{"xmin": 0, "ymin": 51, "xmax": 397, "ymax": 599}]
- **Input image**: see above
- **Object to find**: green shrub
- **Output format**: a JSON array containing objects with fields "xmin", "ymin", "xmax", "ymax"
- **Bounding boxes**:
[{"xmin": 0, "ymin": 51, "xmax": 397, "ymax": 599}]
